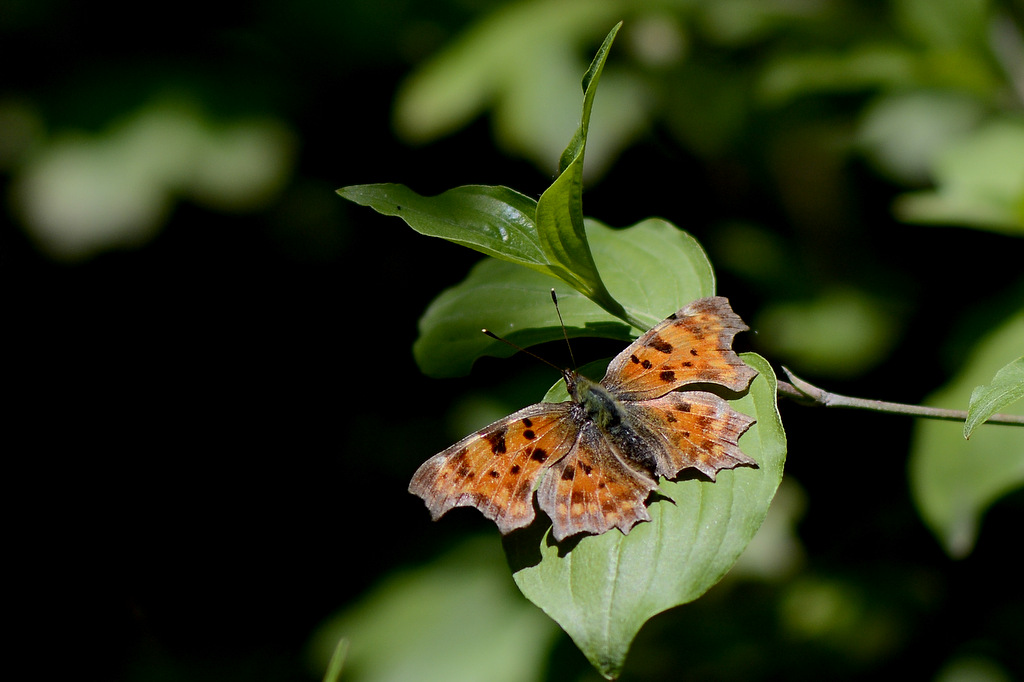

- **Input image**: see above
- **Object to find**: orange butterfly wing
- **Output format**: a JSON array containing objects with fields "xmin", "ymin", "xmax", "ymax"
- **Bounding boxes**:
[
  {"xmin": 602, "ymin": 296, "xmax": 757, "ymax": 401},
  {"xmin": 535, "ymin": 423, "xmax": 659, "ymax": 541},
  {"xmin": 408, "ymin": 403, "xmax": 579, "ymax": 535},
  {"xmin": 629, "ymin": 390, "xmax": 756, "ymax": 480}
]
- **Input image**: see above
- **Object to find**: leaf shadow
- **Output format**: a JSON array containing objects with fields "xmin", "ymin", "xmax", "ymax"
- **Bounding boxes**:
[
  {"xmin": 685, "ymin": 382, "xmax": 754, "ymax": 402},
  {"xmin": 502, "ymin": 510, "xmax": 549, "ymax": 571}
]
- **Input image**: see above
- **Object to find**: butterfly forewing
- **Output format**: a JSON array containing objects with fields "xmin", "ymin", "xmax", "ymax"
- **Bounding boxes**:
[
  {"xmin": 629, "ymin": 390, "xmax": 756, "ymax": 480},
  {"xmin": 602, "ymin": 297, "xmax": 757, "ymax": 401},
  {"xmin": 409, "ymin": 403, "xmax": 578, "ymax": 534},
  {"xmin": 536, "ymin": 423, "xmax": 659, "ymax": 542}
]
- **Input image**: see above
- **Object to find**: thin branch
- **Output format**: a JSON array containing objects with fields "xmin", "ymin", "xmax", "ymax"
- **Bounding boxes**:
[{"xmin": 778, "ymin": 366, "xmax": 1024, "ymax": 427}]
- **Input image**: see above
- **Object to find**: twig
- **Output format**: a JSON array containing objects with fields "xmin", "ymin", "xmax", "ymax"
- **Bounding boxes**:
[{"xmin": 778, "ymin": 366, "xmax": 1024, "ymax": 427}]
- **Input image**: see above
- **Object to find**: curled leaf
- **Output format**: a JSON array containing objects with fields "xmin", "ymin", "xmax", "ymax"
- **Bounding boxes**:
[{"xmin": 964, "ymin": 356, "xmax": 1024, "ymax": 439}]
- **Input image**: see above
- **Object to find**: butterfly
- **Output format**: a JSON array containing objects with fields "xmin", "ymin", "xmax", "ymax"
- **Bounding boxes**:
[{"xmin": 409, "ymin": 296, "xmax": 759, "ymax": 542}]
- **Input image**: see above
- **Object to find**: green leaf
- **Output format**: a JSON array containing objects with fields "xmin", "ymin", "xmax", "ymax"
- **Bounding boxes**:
[
  {"xmin": 308, "ymin": 535, "xmax": 559, "ymax": 682},
  {"xmin": 893, "ymin": 0, "xmax": 990, "ymax": 51},
  {"xmin": 909, "ymin": 309, "xmax": 1024, "ymax": 557},
  {"xmin": 337, "ymin": 183, "xmax": 549, "ymax": 270},
  {"xmin": 894, "ymin": 118, "xmax": 1024, "ymax": 235},
  {"xmin": 964, "ymin": 356, "xmax": 1024, "ymax": 439},
  {"xmin": 321, "ymin": 638, "xmax": 349, "ymax": 682},
  {"xmin": 857, "ymin": 90, "xmax": 986, "ymax": 185},
  {"xmin": 504, "ymin": 353, "xmax": 785, "ymax": 679},
  {"xmin": 414, "ymin": 218, "xmax": 716, "ymax": 377},
  {"xmin": 757, "ymin": 44, "xmax": 918, "ymax": 106},
  {"xmin": 753, "ymin": 288, "xmax": 901, "ymax": 379},
  {"xmin": 535, "ymin": 23, "xmax": 629, "ymax": 323},
  {"xmin": 413, "ymin": 259, "xmax": 620, "ymax": 378}
]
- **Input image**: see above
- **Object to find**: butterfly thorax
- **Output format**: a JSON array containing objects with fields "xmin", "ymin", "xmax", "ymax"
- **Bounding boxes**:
[{"xmin": 565, "ymin": 371, "xmax": 625, "ymax": 430}]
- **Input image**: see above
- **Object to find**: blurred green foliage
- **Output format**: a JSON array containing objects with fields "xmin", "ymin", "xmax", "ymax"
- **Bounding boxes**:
[
  {"xmin": 6, "ymin": 0, "xmax": 1023, "ymax": 681},
  {"xmin": 309, "ymin": 536, "xmax": 560, "ymax": 682},
  {"xmin": 910, "ymin": 310, "xmax": 1024, "ymax": 558}
]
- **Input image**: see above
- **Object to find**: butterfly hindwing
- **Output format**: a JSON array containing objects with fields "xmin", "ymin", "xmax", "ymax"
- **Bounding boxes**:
[
  {"xmin": 536, "ymin": 421, "xmax": 659, "ymax": 542},
  {"xmin": 602, "ymin": 297, "xmax": 757, "ymax": 401},
  {"xmin": 409, "ymin": 403, "xmax": 578, "ymax": 534},
  {"xmin": 627, "ymin": 390, "xmax": 756, "ymax": 480}
]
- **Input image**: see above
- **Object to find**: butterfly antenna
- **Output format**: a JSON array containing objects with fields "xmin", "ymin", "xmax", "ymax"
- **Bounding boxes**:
[
  {"xmin": 480, "ymin": 329, "xmax": 563, "ymax": 372},
  {"xmin": 550, "ymin": 289, "xmax": 578, "ymax": 370}
]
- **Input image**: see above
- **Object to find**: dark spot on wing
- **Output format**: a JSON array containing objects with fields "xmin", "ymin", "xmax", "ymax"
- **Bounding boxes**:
[
  {"xmin": 660, "ymin": 370, "xmax": 675, "ymax": 382},
  {"xmin": 485, "ymin": 427, "xmax": 507, "ymax": 454},
  {"xmin": 530, "ymin": 448, "xmax": 549, "ymax": 463},
  {"xmin": 648, "ymin": 334, "xmax": 673, "ymax": 354}
]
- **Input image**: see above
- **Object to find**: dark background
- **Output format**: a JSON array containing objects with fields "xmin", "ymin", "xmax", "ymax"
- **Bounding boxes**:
[{"xmin": 5, "ymin": 1, "xmax": 1023, "ymax": 680}]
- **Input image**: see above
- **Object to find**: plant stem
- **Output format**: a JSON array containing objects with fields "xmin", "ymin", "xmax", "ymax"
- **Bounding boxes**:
[{"xmin": 778, "ymin": 366, "xmax": 1024, "ymax": 427}]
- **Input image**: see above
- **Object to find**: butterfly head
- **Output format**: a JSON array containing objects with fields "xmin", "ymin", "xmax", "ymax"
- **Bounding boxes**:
[{"xmin": 561, "ymin": 368, "xmax": 580, "ymax": 397}]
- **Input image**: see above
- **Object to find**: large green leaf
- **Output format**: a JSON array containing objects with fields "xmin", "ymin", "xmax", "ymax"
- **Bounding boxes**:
[
  {"xmin": 909, "ymin": 309, "xmax": 1024, "ymax": 557},
  {"xmin": 504, "ymin": 353, "xmax": 785, "ymax": 679},
  {"xmin": 414, "ymin": 217, "xmax": 716, "ymax": 377}
]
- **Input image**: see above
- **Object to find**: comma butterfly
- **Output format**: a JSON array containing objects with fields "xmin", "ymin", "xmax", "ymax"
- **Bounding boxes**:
[{"xmin": 409, "ymin": 296, "xmax": 758, "ymax": 542}]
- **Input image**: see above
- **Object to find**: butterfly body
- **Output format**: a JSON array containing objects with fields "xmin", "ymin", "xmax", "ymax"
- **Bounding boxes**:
[
  {"xmin": 566, "ymin": 371, "xmax": 660, "ymax": 473},
  {"xmin": 410, "ymin": 296, "xmax": 758, "ymax": 542}
]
